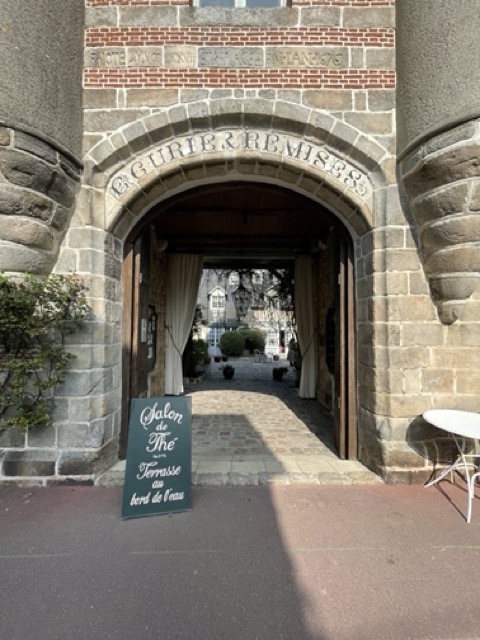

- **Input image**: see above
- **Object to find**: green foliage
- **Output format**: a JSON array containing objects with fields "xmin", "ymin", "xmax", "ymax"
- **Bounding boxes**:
[
  {"xmin": 183, "ymin": 337, "xmax": 210, "ymax": 377},
  {"xmin": 241, "ymin": 328, "xmax": 266, "ymax": 352},
  {"xmin": 219, "ymin": 331, "xmax": 245, "ymax": 357},
  {"xmin": 182, "ymin": 306, "xmax": 209, "ymax": 377},
  {"xmin": 0, "ymin": 273, "xmax": 88, "ymax": 431},
  {"xmin": 193, "ymin": 338, "xmax": 209, "ymax": 365}
]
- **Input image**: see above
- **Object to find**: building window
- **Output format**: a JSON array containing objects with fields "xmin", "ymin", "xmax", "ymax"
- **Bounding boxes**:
[
  {"xmin": 194, "ymin": 0, "xmax": 285, "ymax": 7},
  {"xmin": 229, "ymin": 272, "xmax": 240, "ymax": 287},
  {"xmin": 208, "ymin": 327, "xmax": 225, "ymax": 348},
  {"xmin": 251, "ymin": 270, "xmax": 263, "ymax": 285},
  {"xmin": 211, "ymin": 292, "xmax": 226, "ymax": 310}
]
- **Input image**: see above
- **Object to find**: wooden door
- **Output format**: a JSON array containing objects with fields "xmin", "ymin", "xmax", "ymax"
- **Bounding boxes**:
[
  {"xmin": 120, "ymin": 233, "xmax": 150, "ymax": 458},
  {"xmin": 334, "ymin": 231, "xmax": 358, "ymax": 460}
]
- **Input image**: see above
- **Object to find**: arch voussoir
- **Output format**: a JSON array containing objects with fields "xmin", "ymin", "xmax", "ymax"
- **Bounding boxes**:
[{"xmin": 84, "ymin": 100, "xmax": 390, "ymax": 241}]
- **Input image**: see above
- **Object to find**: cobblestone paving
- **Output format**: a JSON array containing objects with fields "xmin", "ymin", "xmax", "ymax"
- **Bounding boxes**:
[
  {"xmin": 186, "ymin": 357, "xmax": 382, "ymax": 486},
  {"xmin": 97, "ymin": 357, "xmax": 382, "ymax": 487}
]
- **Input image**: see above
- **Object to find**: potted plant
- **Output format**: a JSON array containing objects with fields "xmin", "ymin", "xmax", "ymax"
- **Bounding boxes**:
[
  {"xmin": 221, "ymin": 364, "xmax": 235, "ymax": 379},
  {"xmin": 272, "ymin": 367, "xmax": 288, "ymax": 381}
]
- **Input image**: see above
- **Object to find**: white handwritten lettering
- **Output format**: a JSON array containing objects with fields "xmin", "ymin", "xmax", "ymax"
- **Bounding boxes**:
[
  {"xmin": 146, "ymin": 431, "xmax": 178, "ymax": 453},
  {"xmin": 130, "ymin": 491, "xmax": 151, "ymax": 506},
  {"xmin": 137, "ymin": 461, "xmax": 182, "ymax": 480},
  {"xmin": 140, "ymin": 401, "xmax": 184, "ymax": 429},
  {"xmin": 164, "ymin": 489, "xmax": 184, "ymax": 502}
]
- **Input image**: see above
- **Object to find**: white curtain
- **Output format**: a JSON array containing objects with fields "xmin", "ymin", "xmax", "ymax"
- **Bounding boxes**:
[
  {"xmin": 165, "ymin": 254, "xmax": 203, "ymax": 395},
  {"xmin": 295, "ymin": 255, "xmax": 317, "ymax": 398}
]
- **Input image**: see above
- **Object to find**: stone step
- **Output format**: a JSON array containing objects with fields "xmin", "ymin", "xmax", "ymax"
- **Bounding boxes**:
[{"xmin": 95, "ymin": 458, "xmax": 382, "ymax": 487}]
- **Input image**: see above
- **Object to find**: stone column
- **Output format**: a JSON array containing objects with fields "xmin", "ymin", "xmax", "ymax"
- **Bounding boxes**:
[
  {"xmin": 396, "ymin": 0, "xmax": 480, "ymax": 324},
  {"xmin": 0, "ymin": 1, "xmax": 84, "ymax": 275}
]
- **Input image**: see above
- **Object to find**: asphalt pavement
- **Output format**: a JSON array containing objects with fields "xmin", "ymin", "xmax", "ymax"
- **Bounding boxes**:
[{"xmin": 1, "ymin": 481, "xmax": 480, "ymax": 640}]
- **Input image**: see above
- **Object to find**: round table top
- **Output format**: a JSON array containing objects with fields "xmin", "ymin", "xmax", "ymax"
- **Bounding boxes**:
[{"xmin": 423, "ymin": 409, "xmax": 480, "ymax": 439}]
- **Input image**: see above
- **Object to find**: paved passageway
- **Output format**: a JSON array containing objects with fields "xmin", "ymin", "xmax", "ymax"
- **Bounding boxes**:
[
  {"xmin": 98, "ymin": 357, "xmax": 380, "ymax": 486},
  {"xmin": 187, "ymin": 357, "xmax": 379, "ymax": 485}
]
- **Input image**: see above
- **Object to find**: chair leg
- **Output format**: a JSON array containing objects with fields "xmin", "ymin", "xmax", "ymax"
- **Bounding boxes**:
[
  {"xmin": 467, "ymin": 478, "xmax": 473, "ymax": 524},
  {"xmin": 467, "ymin": 472, "xmax": 480, "ymax": 524}
]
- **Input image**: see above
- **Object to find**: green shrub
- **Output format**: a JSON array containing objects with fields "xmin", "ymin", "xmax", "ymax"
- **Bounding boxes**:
[
  {"xmin": 242, "ymin": 328, "xmax": 266, "ymax": 352},
  {"xmin": 0, "ymin": 273, "xmax": 88, "ymax": 431},
  {"xmin": 183, "ymin": 338, "xmax": 209, "ymax": 377},
  {"xmin": 219, "ymin": 331, "xmax": 245, "ymax": 357},
  {"xmin": 193, "ymin": 338, "xmax": 209, "ymax": 366}
]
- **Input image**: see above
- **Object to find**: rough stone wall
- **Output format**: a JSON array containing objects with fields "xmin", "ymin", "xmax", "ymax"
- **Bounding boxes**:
[
  {"xmin": 7, "ymin": 0, "xmax": 480, "ymax": 484},
  {"xmin": 0, "ymin": 126, "xmax": 83, "ymax": 275},
  {"xmin": 396, "ymin": 1, "xmax": 480, "ymax": 325},
  {"xmin": 0, "ymin": 0, "xmax": 85, "ymax": 276},
  {"xmin": 392, "ymin": 0, "xmax": 480, "ymax": 481},
  {"xmin": 356, "ymin": 218, "xmax": 480, "ymax": 482},
  {"xmin": 80, "ymin": 0, "xmax": 398, "ymax": 486},
  {"xmin": 1, "ymin": 0, "xmax": 398, "ymax": 483}
]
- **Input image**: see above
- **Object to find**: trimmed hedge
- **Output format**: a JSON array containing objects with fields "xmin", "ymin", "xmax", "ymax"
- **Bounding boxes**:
[
  {"xmin": 219, "ymin": 331, "xmax": 245, "ymax": 357},
  {"xmin": 241, "ymin": 328, "xmax": 266, "ymax": 352}
]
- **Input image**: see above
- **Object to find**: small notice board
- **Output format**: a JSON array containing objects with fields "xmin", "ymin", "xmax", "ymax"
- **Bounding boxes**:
[{"xmin": 122, "ymin": 396, "xmax": 192, "ymax": 519}]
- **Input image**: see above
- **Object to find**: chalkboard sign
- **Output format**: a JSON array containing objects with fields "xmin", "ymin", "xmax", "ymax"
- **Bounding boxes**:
[{"xmin": 122, "ymin": 396, "xmax": 192, "ymax": 519}]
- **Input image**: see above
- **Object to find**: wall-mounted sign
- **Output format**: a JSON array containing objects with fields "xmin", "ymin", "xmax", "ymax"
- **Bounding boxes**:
[{"xmin": 122, "ymin": 396, "xmax": 192, "ymax": 519}]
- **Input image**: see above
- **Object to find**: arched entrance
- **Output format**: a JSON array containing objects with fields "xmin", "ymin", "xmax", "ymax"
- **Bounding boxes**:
[
  {"xmin": 120, "ymin": 181, "xmax": 357, "ymax": 465},
  {"xmin": 80, "ymin": 103, "xmax": 391, "ymax": 479}
]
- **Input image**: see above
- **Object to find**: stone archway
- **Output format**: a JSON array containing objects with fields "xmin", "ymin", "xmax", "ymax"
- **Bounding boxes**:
[
  {"xmin": 120, "ymin": 179, "xmax": 358, "ymax": 456},
  {"xmin": 82, "ymin": 101, "xmax": 389, "ymax": 240},
  {"xmin": 63, "ymin": 101, "xmax": 394, "ymax": 478}
]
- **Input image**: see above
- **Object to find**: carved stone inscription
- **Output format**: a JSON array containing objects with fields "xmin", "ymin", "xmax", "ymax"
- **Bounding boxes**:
[
  {"xmin": 199, "ymin": 47, "xmax": 264, "ymax": 68},
  {"xmin": 86, "ymin": 47, "xmax": 163, "ymax": 67},
  {"xmin": 266, "ymin": 48, "xmax": 346, "ymax": 68},
  {"xmin": 85, "ymin": 47, "xmax": 196, "ymax": 68},
  {"xmin": 108, "ymin": 129, "xmax": 371, "ymax": 203},
  {"xmin": 165, "ymin": 46, "xmax": 196, "ymax": 68},
  {"xmin": 85, "ymin": 46, "xmax": 347, "ymax": 69}
]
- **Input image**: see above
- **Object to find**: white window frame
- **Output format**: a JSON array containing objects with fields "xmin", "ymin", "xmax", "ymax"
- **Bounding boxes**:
[
  {"xmin": 208, "ymin": 326, "xmax": 225, "ymax": 348},
  {"xmin": 210, "ymin": 292, "xmax": 226, "ymax": 310}
]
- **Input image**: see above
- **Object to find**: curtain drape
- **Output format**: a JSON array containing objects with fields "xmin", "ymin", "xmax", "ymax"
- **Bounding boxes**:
[
  {"xmin": 295, "ymin": 255, "xmax": 317, "ymax": 398},
  {"xmin": 165, "ymin": 254, "xmax": 203, "ymax": 395}
]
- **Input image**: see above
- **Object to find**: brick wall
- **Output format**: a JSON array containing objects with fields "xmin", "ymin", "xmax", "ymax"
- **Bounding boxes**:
[{"xmin": 84, "ymin": 1, "xmax": 395, "ymax": 90}]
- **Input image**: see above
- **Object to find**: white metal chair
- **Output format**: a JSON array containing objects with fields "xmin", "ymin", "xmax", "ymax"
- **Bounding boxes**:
[
  {"xmin": 467, "ymin": 469, "xmax": 480, "ymax": 523},
  {"xmin": 253, "ymin": 349, "xmax": 266, "ymax": 363},
  {"xmin": 423, "ymin": 410, "xmax": 480, "ymax": 523}
]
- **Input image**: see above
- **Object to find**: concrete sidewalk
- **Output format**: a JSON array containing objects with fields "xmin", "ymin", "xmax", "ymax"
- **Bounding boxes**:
[{"xmin": 1, "ymin": 482, "xmax": 480, "ymax": 640}]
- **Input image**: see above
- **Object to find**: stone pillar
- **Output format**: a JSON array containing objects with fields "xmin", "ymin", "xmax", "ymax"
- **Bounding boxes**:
[
  {"xmin": 0, "ymin": 1, "xmax": 84, "ymax": 275},
  {"xmin": 396, "ymin": 0, "xmax": 480, "ymax": 324}
]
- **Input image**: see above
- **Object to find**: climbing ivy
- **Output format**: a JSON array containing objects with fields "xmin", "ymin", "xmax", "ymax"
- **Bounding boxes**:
[{"xmin": 0, "ymin": 273, "xmax": 88, "ymax": 431}]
